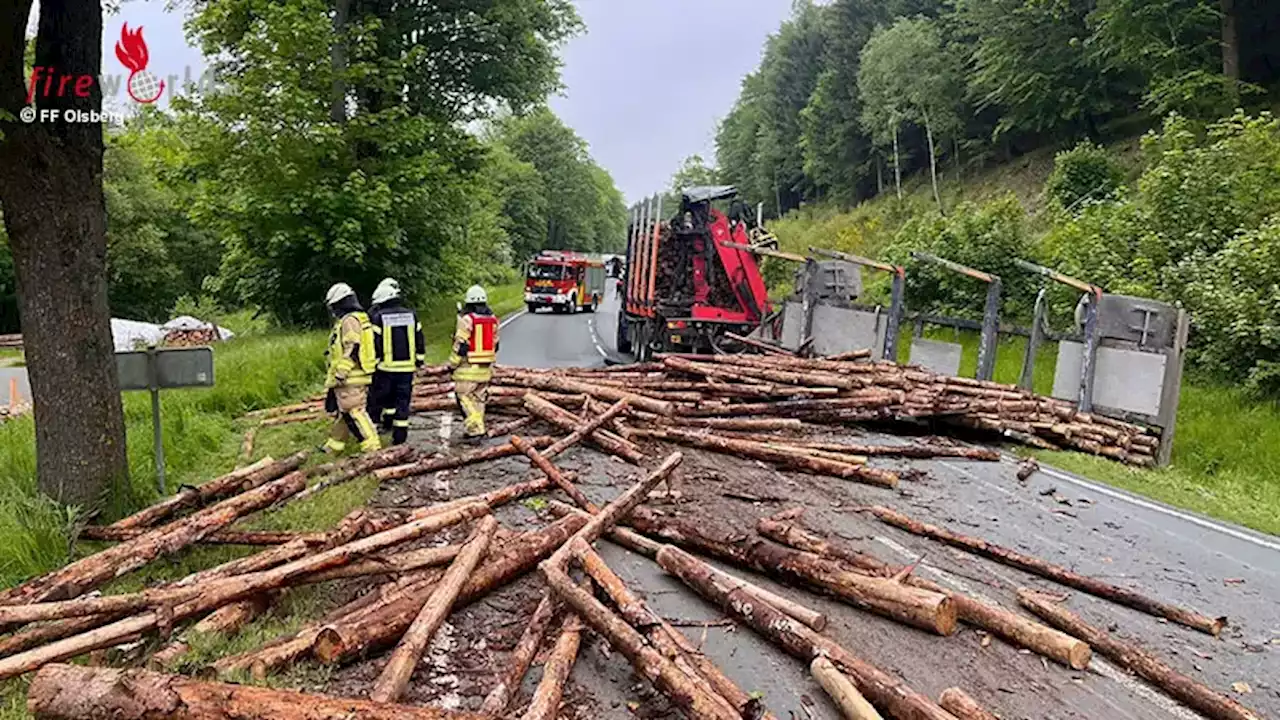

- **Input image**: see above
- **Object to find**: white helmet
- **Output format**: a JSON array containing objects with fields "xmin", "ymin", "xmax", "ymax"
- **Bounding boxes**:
[
  {"xmin": 325, "ymin": 283, "xmax": 355, "ymax": 306},
  {"xmin": 464, "ymin": 285, "xmax": 488, "ymax": 304},
  {"xmin": 372, "ymin": 278, "xmax": 401, "ymax": 306}
]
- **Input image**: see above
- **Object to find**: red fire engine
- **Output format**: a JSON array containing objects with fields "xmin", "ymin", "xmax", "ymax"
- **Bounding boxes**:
[{"xmin": 524, "ymin": 251, "xmax": 607, "ymax": 314}]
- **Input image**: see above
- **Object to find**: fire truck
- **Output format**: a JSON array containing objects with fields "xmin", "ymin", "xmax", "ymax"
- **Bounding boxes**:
[
  {"xmin": 617, "ymin": 186, "xmax": 774, "ymax": 359},
  {"xmin": 524, "ymin": 251, "xmax": 607, "ymax": 314}
]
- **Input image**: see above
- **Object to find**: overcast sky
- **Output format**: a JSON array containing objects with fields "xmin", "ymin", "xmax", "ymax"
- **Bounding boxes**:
[{"xmin": 67, "ymin": 0, "xmax": 794, "ymax": 201}]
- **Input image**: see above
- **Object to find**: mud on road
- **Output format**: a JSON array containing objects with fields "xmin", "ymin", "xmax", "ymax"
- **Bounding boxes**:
[{"xmin": 318, "ymin": 413, "xmax": 1278, "ymax": 720}]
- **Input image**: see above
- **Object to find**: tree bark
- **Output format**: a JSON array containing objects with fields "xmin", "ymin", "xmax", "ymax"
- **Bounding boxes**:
[
  {"xmin": 811, "ymin": 657, "xmax": 884, "ymax": 720},
  {"xmin": 504, "ymin": 373, "xmax": 673, "ymax": 415},
  {"xmin": 1222, "ymin": 0, "xmax": 1240, "ymax": 84},
  {"xmin": 523, "ymin": 394, "xmax": 644, "ymax": 464},
  {"xmin": 519, "ymin": 614, "xmax": 583, "ymax": 720},
  {"xmin": 79, "ymin": 526, "xmax": 323, "ymax": 546},
  {"xmin": 370, "ymin": 515, "xmax": 498, "ymax": 703},
  {"xmin": 651, "ymin": 428, "xmax": 898, "ymax": 488},
  {"xmin": 937, "ymin": 688, "xmax": 998, "ymax": 720},
  {"xmin": 373, "ymin": 436, "xmax": 553, "ymax": 482},
  {"xmin": 924, "ymin": 113, "xmax": 943, "ymax": 213},
  {"xmin": 511, "ymin": 435, "xmax": 597, "ymax": 512},
  {"xmin": 478, "ymin": 591, "xmax": 558, "ymax": 716},
  {"xmin": 541, "ymin": 397, "xmax": 631, "ymax": 459},
  {"xmin": 27, "ymin": 664, "xmax": 491, "ymax": 720},
  {"xmin": 892, "ymin": 122, "xmax": 902, "ymax": 201},
  {"xmin": 656, "ymin": 546, "xmax": 954, "ymax": 720},
  {"xmin": 870, "ymin": 506, "xmax": 1227, "ymax": 636},
  {"xmin": 1, "ymin": 471, "xmax": 307, "ymax": 606},
  {"xmin": 271, "ymin": 445, "xmax": 412, "ymax": 510},
  {"xmin": 0, "ymin": 0, "xmax": 128, "ymax": 510},
  {"xmin": 108, "ymin": 454, "xmax": 301, "ymax": 530},
  {"xmin": 1017, "ymin": 590, "xmax": 1263, "ymax": 720}
]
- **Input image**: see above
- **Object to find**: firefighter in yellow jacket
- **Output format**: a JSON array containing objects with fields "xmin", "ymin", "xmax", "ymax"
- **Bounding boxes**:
[
  {"xmin": 322, "ymin": 283, "xmax": 381, "ymax": 454},
  {"xmin": 448, "ymin": 285, "xmax": 499, "ymax": 438}
]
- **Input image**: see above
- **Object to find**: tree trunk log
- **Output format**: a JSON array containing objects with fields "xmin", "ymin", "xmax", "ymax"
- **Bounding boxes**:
[
  {"xmin": 511, "ymin": 435, "xmax": 597, "ymax": 513},
  {"xmin": 1, "ymin": 471, "xmax": 308, "ymax": 606},
  {"xmin": 524, "ymin": 395, "xmax": 644, "ymax": 464},
  {"xmin": 372, "ymin": 437, "xmax": 554, "ymax": 482},
  {"xmin": 541, "ymin": 397, "xmax": 631, "ymax": 460},
  {"xmin": 505, "ymin": 373, "xmax": 673, "ymax": 416},
  {"xmin": 486, "ymin": 416, "xmax": 534, "ymax": 438},
  {"xmin": 519, "ymin": 614, "xmax": 584, "ymax": 720},
  {"xmin": 370, "ymin": 515, "xmax": 498, "ymax": 703},
  {"xmin": 812, "ymin": 656, "xmax": 884, "ymax": 720},
  {"xmin": 719, "ymin": 434, "xmax": 998, "ymax": 461},
  {"xmin": 108, "ymin": 456, "xmax": 283, "ymax": 530},
  {"xmin": 871, "ymin": 506, "xmax": 1226, "ymax": 636},
  {"xmin": 758, "ymin": 518, "xmax": 1089, "ymax": 669},
  {"xmin": 311, "ymin": 514, "xmax": 588, "ymax": 666},
  {"xmin": 1017, "ymin": 590, "xmax": 1263, "ymax": 720},
  {"xmin": 150, "ymin": 593, "xmax": 277, "ymax": 669},
  {"xmin": 656, "ymin": 546, "xmax": 954, "ymax": 720},
  {"xmin": 937, "ymin": 688, "xmax": 998, "ymax": 720},
  {"xmin": 274, "ymin": 446, "xmax": 414, "ymax": 510},
  {"xmin": 78, "ymin": 526, "xmax": 323, "ymax": 546},
  {"xmin": 478, "ymin": 591, "xmax": 558, "ymax": 716},
  {"xmin": 27, "ymin": 664, "xmax": 491, "ymax": 720},
  {"xmin": 652, "ymin": 428, "xmax": 898, "ymax": 488}
]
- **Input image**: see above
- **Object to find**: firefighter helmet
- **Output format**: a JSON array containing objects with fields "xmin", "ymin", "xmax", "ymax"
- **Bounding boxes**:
[
  {"xmin": 326, "ymin": 283, "xmax": 355, "ymax": 306},
  {"xmin": 465, "ymin": 285, "xmax": 488, "ymax": 304},
  {"xmin": 372, "ymin": 278, "xmax": 401, "ymax": 306}
]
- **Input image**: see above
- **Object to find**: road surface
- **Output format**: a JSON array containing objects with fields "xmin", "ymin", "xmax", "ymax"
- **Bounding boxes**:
[{"xmin": 477, "ymin": 287, "xmax": 1280, "ymax": 718}]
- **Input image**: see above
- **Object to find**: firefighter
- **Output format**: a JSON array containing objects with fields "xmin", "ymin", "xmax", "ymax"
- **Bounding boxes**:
[
  {"xmin": 368, "ymin": 278, "xmax": 425, "ymax": 445},
  {"xmin": 448, "ymin": 285, "xmax": 499, "ymax": 438},
  {"xmin": 322, "ymin": 283, "xmax": 381, "ymax": 454}
]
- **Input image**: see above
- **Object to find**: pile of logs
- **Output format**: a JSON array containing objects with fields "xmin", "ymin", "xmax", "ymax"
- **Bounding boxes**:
[
  {"xmin": 163, "ymin": 327, "xmax": 222, "ymax": 347},
  {"xmin": 0, "ymin": 376, "xmax": 1254, "ymax": 720},
  {"xmin": 0, "ymin": 334, "xmax": 21, "ymax": 349}
]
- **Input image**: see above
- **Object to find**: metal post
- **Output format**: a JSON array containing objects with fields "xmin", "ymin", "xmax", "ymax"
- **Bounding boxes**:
[
  {"xmin": 976, "ymin": 278, "xmax": 1002, "ymax": 381},
  {"xmin": 1020, "ymin": 288, "xmax": 1047, "ymax": 391},
  {"xmin": 1155, "ymin": 308, "xmax": 1190, "ymax": 466},
  {"xmin": 1078, "ymin": 289, "xmax": 1101, "ymax": 413},
  {"xmin": 646, "ymin": 194, "xmax": 663, "ymax": 316},
  {"xmin": 884, "ymin": 267, "xmax": 905, "ymax": 363},
  {"xmin": 147, "ymin": 346, "xmax": 166, "ymax": 494}
]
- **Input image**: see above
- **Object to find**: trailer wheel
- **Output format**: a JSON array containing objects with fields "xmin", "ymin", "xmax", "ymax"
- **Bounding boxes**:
[{"xmin": 617, "ymin": 318, "xmax": 633, "ymax": 354}]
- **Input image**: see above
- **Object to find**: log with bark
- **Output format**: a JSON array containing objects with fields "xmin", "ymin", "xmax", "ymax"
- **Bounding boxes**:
[
  {"xmin": 811, "ymin": 656, "xmax": 884, "ymax": 720},
  {"xmin": 871, "ymin": 506, "xmax": 1226, "ymax": 636},
  {"xmin": 1017, "ymin": 590, "xmax": 1262, "ymax": 720},
  {"xmin": 541, "ymin": 396, "xmax": 631, "ymax": 460},
  {"xmin": 275, "ymin": 445, "xmax": 414, "ymax": 510},
  {"xmin": 503, "ymin": 372, "xmax": 674, "ymax": 416},
  {"xmin": 511, "ymin": 434, "xmax": 597, "ymax": 512},
  {"xmin": 524, "ymin": 394, "xmax": 644, "ymax": 464},
  {"xmin": 370, "ymin": 515, "xmax": 498, "ymax": 703},
  {"xmin": 373, "ymin": 436, "xmax": 554, "ymax": 482},
  {"xmin": 717, "ymin": 433, "xmax": 999, "ymax": 461},
  {"xmin": 486, "ymin": 415, "xmax": 534, "ymax": 438},
  {"xmin": 27, "ymin": 664, "xmax": 492, "ymax": 720},
  {"xmin": 519, "ymin": 614, "xmax": 584, "ymax": 720},
  {"xmin": 937, "ymin": 688, "xmax": 998, "ymax": 720},
  {"xmin": 78, "ymin": 526, "xmax": 324, "ymax": 546},
  {"xmin": 477, "ymin": 592, "xmax": 559, "ymax": 716},
  {"xmin": 757, "ymin": 517, "xmax": 1090, "ymax": 669},
  {"xmin": 656, "ymin": 545, "xmax": 956, "ymax": 720}
]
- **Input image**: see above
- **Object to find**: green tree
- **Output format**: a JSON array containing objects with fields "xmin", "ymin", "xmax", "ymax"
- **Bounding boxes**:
[
  {"xmin": 669, "ymin": 154, "xmax": 720, "ymax": 192},
  {"xmin": 715, "ymin": 75, "xmax": 770, "ymax": 213},
  {"xmin": 482, "ymin": 142, "xmax": 548, "ymax": 263}
]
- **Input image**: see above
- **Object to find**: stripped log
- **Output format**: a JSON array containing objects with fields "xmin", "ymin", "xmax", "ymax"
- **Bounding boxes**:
[
  {"xmin": 311, "ymin": 514, "xmax": 588, "ymax": 666},
  {"xmin": 1017, "ymin": 590, "xmax": 1263, "ymax": 720},
  {"xmin": 0, "ymin": 503, "xmax": 489, "ymax": 680},
  {"xmin": 723, "ymin": 331, "xmax": 796, "ymax": 356},
  {"xmin": 486, "ymin": 416, "xmax": 534, "ymax": 438},
  {"xmin": 519, "ymin": 614, "xmax": 584, "ymax": 720},
  {"xmin": 276, "ymin": 445, "xmax": 415, "ymax": 510},
  {"xmin": 541, "ymin": 397, "xmax": 631, "ymax": 460},
  {"xmin": 524, "ymin": 394, "xmax": 644, "ymax": 464},
  {"xmin": 299, "ymin": 544, "xmax": 460, "ymax": 584},
  {"xmin": 1, "ymin": 471, "xmax": 308, "ymax": 607},
  {"xmin": 505, "ymin": 372, "xmax": 673, "ymax": 416},
  {"xmin": 151, "ymin": 594, "xmax": 277, "ymax": 669},
  {"xmin": 27, "ymin": 664, "xmax": 491, "ymax": 720},
  {"xmin": 261, "ymin": 412, "xmax": 323, "ymax": 427},
  {"xmin": 373, "ymin": 436, "xmax": 554, "ymax": 482},
  {"xmin": 656, "ymin": 546, "xmax": 955, "ymax": 720},
  {"xmin": 478, "ymin": 592, "xmax": 558, "ymax": 716},
  {"xmin": 511, "ymin": 434, "xmax": 597, "ymax": 512},
  {"xmin": 370, "ymin": 515, "xmax": 498, "ymax": 703},
  {"xmin": 78, "ymin": 526, "xmax": 322, "ymax": 546},
  {"xmin": 651, "ymin": 428, "xmax": 898, "ymax": 488},
  {"xmin": 872, "ymin": 506, "xmax": 1227, "ymax": 636},
  {"xmin": 758, "ymin": 518, "xmax": 1090, "ymax": 669},
  {"xmin": 937, "ymin": 689, "xmax": 999, "ymax": 720},
  {"xmin": 108, "ymin": 454, "xmax": 298, "ymax": 531},
  {"xmin": 718, "ymin": 433, "xmax": 1000, "ymax": 461},
  {"xmin": 812, "ymin": 657, "xmax": 884, "ymax": 720}
]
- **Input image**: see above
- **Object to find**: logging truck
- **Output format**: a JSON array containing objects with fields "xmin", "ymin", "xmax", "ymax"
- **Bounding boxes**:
[{"xmin": 617, "ymin": 186, "xmax": 773, "ymax": 360}]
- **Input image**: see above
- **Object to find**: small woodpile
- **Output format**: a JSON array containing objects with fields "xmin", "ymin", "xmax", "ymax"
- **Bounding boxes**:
[
  {"xmin": 163, "ymin": 327, "xmax": 222, "ymax": 347},
  {"xmin": 1, "ymin": 377, "xmax": 1255, "ymax": 720},
  {"xmin": 0, "ymin": 334, "xmax": 21, "ymax": 350}
]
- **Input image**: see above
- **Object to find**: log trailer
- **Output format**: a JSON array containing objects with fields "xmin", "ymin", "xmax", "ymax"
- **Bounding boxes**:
[
  {"xmin": 617, "ymin": 186, "xmax": 774, "ymax": 360},
  {"xmin": 524, "ymin": 250, "xmax": 606, "ymax": 314}
]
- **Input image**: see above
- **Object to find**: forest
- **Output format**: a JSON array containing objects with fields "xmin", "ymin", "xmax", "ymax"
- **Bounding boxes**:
[
  {"xmin": 705, "ymin": 0, "xmax": 1280, "ymax": 395},
  {"xmin": 0, "ymin": 0, "xmax": 625, "ymax": 329}
]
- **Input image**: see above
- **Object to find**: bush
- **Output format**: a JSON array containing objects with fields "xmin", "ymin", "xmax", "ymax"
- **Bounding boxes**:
[{"xmin": 1045, "ymin": 141, "xmax": 1127, "ymax": 211}]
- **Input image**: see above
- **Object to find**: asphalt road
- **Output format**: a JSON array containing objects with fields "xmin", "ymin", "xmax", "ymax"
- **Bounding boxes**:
[{"xmin": 486, "ymin": 287, "xmax": 1280, "ymax": 719}]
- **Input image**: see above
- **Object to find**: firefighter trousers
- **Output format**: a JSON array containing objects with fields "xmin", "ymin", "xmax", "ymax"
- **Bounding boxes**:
[
  {"xmin": 369, "ymin": 371, "xmax": 414, "ymax": 445},
  {"xmin": 453, "ymin": 379, "xmax": 491, "ymax": 437},
  {"xmin": 326, "ymin": 384, "xmax": 381, "ymax": 453}
]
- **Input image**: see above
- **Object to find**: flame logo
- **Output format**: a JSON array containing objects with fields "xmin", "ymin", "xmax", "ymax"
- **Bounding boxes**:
[{"xmin": 115, "ymin": 24, "xmax": 165, "ymax": 104}]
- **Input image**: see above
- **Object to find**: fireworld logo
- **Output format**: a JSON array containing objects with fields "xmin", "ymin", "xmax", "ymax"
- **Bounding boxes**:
[{"xmin": 114, "ymin": 24, "xmax": 164, "ymax": 104}]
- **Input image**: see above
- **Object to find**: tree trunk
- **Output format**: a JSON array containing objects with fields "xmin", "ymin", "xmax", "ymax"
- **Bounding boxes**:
[
  {"xmin": 870, "ymin": 506, "xmax": 1226, "ymax": 636},
  {"xmin": 811, "ymin": 657, "xmax": 884, "ymax": 720},
  {"xmin": 373, "ymin": 436, "xmax": 553, "ymax": 482},
  {"xmin": 925, "ymin": 113, "xmax": 943, "ymax": 213},
  {"xmin": 651, "ymin": 428, "xmax": 898, "ymax": 488},
  {"xmin": 1222, "ymin": 0, "xmax": 1240, "ymax": 87},
  {"xmin": 938, "ymin": 688, "xmax": 999, "ymax": 720},
  {"xmin": 541, "ymin": 397, "xmax": 630, "ymax": 459},
  {"xmin": 0, "ymin": 0, "xmax": 128, "ymax": 511},
  {"xmin": 891, "ymin": 122, "xmax": 902, "ymax": 201},
  {"xmin": 505, "ymin": 374, "xmax": 672, "ymax": 416},
  {"xmin": 108, "ymin": 454, "xmax": 298, "ymax": 530},
  {"xmin": 1017, "ymin": 591, "xmax": 1263, "ymax": 720},
  {"xmin": 28, "ymin": 664, "xmax": 491, "ymax": 720},
  {"xmin": 511, "ymin": 435, "xmax": 597, "ymax": 512},
  {"xmin": 370, "ymin": 515, "xmax": 498, "ymax": 703},
  {"xmin": 876, "ymin": 156, "xmax": 883, "ymax": 196},
  {"xmin": 478, "ymin": 592, "xmax": 558, "ymax": 716},
  {"xmin": 519, "ymin": 615, "xmax": 583, "ymax": 720},
  {"xmin": 329, "ymin": 0, "xmax": 350, "ymax": 123},
  {"xmin": 524, "ymin": 394, "xmax": 644, "ymax": 463}
]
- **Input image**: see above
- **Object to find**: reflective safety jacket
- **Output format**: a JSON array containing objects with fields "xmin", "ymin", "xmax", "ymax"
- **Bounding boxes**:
[
  {"xmin": 370, "ymin": 301, "xmax": 425, "ymax": 373},
  {"xmin": 449, "ymin": 312, "xmax": 498, "ymax": 381},
  {"xmin": 325, "ymin": 311, "xmax": 376, "ymax": 388}
]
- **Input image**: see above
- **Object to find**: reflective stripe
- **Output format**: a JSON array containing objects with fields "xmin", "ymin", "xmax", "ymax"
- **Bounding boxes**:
[
  {"xmin": 392, "ymin": 419, "xmax": 410, "ymax": 428},
  {"xmin": 452, "ymin": 364, "xmax": 492, "ymax": 382},
  {"xmin": 467, "ymin": 314, "xmax": 498, "ymax": 364},
  {"xmin": 379, "ymin": 311, "xmax": 417, "ymax": 373},
  {"xmin": 327, "ymin": 313, "xmax": 377, "ymax": 386}
]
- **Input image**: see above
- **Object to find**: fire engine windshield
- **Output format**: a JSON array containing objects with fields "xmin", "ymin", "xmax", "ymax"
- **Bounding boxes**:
[{"xmin": 528, "ymin": 263, "xmax": 568, "ymax": 280}]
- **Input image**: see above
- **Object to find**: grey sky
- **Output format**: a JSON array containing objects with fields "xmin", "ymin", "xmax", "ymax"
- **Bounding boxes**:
[{"xmin": 70, "ymin": 0, "xmax": 793, "ymax": 200}]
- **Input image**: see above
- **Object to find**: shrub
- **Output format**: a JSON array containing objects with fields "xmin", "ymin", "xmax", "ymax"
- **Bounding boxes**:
[{"xmin": 1045, "ymin": 141, "xmax": 1126, "ymax": 211}]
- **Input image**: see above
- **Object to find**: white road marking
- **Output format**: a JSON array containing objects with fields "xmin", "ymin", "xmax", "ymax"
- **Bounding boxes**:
[
  {"xmin": 499, "ymin": 309, "xmax": 527, "ymax": 329},
  {"xmin": 873, "ymin": 535, "xmax": 1199, "ymax": 720},
  {"xmin": 588, "ymin": 318, "xmax": 608, "ymax": 359}
]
